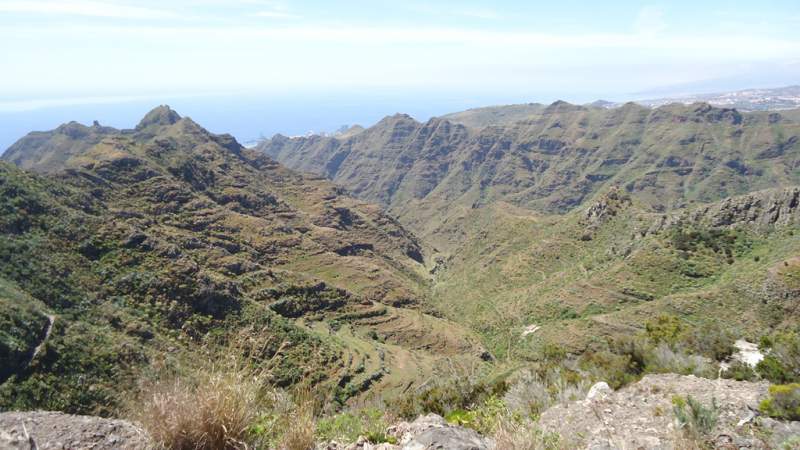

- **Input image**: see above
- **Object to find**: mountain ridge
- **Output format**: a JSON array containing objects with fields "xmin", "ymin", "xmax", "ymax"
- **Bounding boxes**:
[{"xmin": 258, "ymin": 101, "xmax": 800, "ymax": 250}]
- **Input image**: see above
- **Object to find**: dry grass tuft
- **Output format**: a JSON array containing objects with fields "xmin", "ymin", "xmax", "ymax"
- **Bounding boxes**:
[
  {"xmin": 492, "ymin": 416, "xmax": 566, "ymax": 450},
  {"xmin": 130, "ymin": 354, "xmax": 268, "ymax": 450},
  {"xmin": 278, "ymin": 388, "xmax": 316, "ymax": 450}
]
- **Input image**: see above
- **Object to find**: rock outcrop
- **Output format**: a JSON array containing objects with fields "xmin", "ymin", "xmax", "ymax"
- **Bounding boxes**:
[
  {"xmin": 0, "ymin": 411, "xmax": 149, "ymax": 450},
  {"xmin": 650, "ymin": 187, "xmax": 800, "ymax": 233},
  {"xmin": 319, "ymin": 414, "xmax": 494, "ymax": 450},
  {"xmin": 538, "ymin": 374, "xmax": 800, "ymax": 449}
]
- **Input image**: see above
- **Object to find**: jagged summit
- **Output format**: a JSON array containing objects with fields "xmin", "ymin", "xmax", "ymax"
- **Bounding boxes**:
[
  {"xmin": 135, "ymin": 104, "xmax": 182, "ymax": 129},
  {"xmin": 375, "ymin": 113, "xmax": 419, "ymax": 126},
  {"xmin": 543, "ymin": 99, "xmax": 587, "ymax": 114}
]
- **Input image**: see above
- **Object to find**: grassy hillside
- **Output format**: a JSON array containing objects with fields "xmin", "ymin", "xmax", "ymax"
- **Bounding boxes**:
[{"xmin": 432, "ymin": 187, "xmax": 800, "ymax": 360}]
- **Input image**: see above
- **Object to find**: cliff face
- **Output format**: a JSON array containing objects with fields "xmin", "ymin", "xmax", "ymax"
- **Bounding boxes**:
[{"xmin": 650, "ymin": 187, "xmax": 800, "ymax": 233}]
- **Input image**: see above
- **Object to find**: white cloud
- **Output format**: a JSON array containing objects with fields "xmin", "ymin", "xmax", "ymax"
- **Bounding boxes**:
[{"xmin": 0, "ymin": 0, "xmax": 176, "ymax": 19}]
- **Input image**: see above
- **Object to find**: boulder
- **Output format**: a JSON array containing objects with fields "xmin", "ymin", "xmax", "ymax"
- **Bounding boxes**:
[
  {"xmin": 586, "ymin": 381, "xmax": 612, "ymax": 401},
  {"xmin": 387, "ymin": 413, "xmax": 448, "ymax": 445},
  {"xmin": 402, "ymin": 426, "xmax": 493, "ymax": 450},
  {"xmin": 321, "ymin": 414, "xmax": 494, "ymax": 450}
]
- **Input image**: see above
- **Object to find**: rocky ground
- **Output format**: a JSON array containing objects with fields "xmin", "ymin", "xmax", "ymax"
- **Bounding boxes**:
[
  {"xmin": 318, "ymin": 413, "xmax": 494, "ymax": 450},
  {"xmin": 539, "ymin": 374, "xmax": 800, "ymax": 449},
  {"xmin": 0, "ymin": 411, "xmax": 150, "ymax": 449},
  {"xmin": 2, "ymin": 376, "xmax": 799, "ymax": 450}
]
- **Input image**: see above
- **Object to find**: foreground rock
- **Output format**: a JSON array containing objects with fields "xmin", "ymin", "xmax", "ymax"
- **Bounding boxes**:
[
  {"xmin": 539, "ymin": 373, "xmax": 800, "ymax": 449},
  {"xmin": 0, "ymin": 411, "xmax": 149, "ymax": 450},
  {"xmin": 319, "ymin": 413, "xmax": 494, "ymax": 450}
]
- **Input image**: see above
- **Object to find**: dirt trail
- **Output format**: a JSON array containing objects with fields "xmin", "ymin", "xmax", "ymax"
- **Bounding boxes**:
[{"xmin": 28, "ymin": 314, "xmax": 55, "ymax": 366}]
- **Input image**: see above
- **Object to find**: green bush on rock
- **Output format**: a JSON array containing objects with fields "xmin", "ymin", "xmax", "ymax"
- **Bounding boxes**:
[{"xmin": 760, "ymin": 384, "xmax": 800, "ymax": 421}]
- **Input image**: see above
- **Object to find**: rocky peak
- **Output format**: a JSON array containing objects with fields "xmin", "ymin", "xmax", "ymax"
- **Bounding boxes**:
[
  {"xmin": 375, "ymin": 113, "xmax": 419, "ymax": 129},
  {"xmin": 55, "ymin": 121, "xmax": 92, "ymax": 139},
  {"xmin": 543, "ymin": 100, "xmax": 587, "ymax": 114},
  {"xmin": 136, "ymin": 105, "xmax": 182, "ymax": 130}
]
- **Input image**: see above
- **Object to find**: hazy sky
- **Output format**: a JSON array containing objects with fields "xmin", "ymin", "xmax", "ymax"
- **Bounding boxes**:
[{"xmin": 1, "ymin": 0, "xmax": 799, "ymax": 112}]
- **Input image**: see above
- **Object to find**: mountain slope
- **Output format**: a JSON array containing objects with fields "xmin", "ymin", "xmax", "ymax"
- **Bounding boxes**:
[
  {"xmin": 431, "ymin": 186, "xmax": 800, "ymax": 359},
  {"xmin": 0, "ymin": 106, "xmax": 486, "ymax": 414},
  {"xmin": 258, "ymin": 102, "xmax": 800, "ymax": 251}
]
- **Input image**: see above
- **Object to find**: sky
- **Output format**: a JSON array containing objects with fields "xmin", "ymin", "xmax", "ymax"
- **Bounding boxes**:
[{"xmin": 1, "ymin": 0, "xmax": 799, "ymax": 149}]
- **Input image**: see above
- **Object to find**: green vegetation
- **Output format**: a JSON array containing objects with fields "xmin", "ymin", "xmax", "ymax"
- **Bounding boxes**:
[
  {"xmin": 316, "ymin": 408, "xmax": 396, "ymax": 445},
  {"xmin": 259, "ymin": 102, "xmax": 800, "ymax": 251},
  {"xmin": 390, "ymin": 372, "xmax": 507, "ymax": 420},
  {"xmin": 0, "ymin": 107, "xmax": 473, "ymax": 416},
  {"xmin": 759, "ymin": 384, "xmax": 800, "ymax": 421},
  {"xmin": 672, "ymin": 395, "xmax": 719, "ymax": 439},
  {"xmin": 756, "ymin": 332, "xmax": 800, "ymax": 383}
]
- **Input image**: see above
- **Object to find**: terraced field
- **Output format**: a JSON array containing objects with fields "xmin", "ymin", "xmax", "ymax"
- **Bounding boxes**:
[{"xmin": 301, "ymin": 301, "xmax": 487, "ymax": 406}]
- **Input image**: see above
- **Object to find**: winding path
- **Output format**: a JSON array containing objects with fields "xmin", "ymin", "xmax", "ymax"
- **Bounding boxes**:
[{"xmin": 28, "ymin": 314, "xmax": 55, "ymax": 366}]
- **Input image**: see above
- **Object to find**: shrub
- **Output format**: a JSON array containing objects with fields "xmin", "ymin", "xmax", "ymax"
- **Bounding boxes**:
[
  {"xmin": 130, "ymin": 355, "xmax": 268, "ymax": 450},
  {"xmin": 445, "ymin": 395, "xmax": 507, "ymax": 435},
  {"xmin": 390, "ymin": 375, "xmax": 506, "ymax": 419},
  {"xmin": 759, "ymin": 384, "xmax": 800, "ymax": 421},
  {"xmin": 722, "ymin": 360, "xmax": 757, "ymax": 381},
  {"xmin": 316, "ymin": 407, "xmax": 393, "ymax": 444},
  {"xmin": 502, "ymin": 369, "xmax": 589, "ymax": 418},
  {"xmin": 645, "ymin": 315, "xmax": 684, "ymax": 346},
  {"xmin": 645, "ymin": 344, "xmax": 715, "ymax": 377},
  {"xmin": 580, "ymin": 350, "xmax": 639, "ymax": 389},
  {"xmin": 542, "ymin": 342, "xmax": 568, "ymax": 361},
  {"xmin": 672, "ymin": 395, "xmax": 718, "ymax": 439},
  {"xmin": 756, "ymin": 332, "xmax": 800, "ymax": 383},
  {"xmin": 608, "ymin": 336, "xmax": 649, "ymax": 376},
  {"xmin": 683, "ymin": 324, "xmax": 735, "ymax": 361}
]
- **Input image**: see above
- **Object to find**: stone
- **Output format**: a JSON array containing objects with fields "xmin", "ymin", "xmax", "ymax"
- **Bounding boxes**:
[
  {"xmin": 0, "ymin": 411, "xmax": 150, "ymax": 450},
  {"xmin": 401, "ymin": 426, "xmax": 493, "ymax": 450},
  {"xmin": 586, "ymin": 381, "xmax": 612, "ymax": 401}
]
